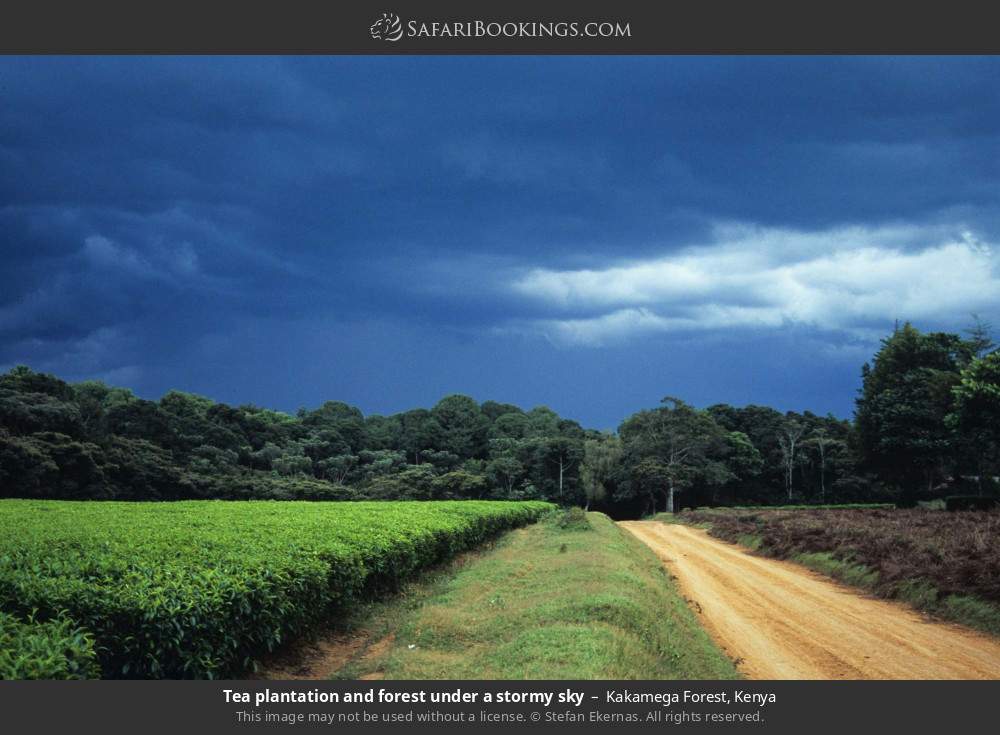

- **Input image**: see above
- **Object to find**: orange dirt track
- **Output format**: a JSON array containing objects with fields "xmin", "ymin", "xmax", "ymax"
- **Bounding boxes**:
[{"xmin": 620, "ymin": 521, "xmax": 1000, "ymax": 680}]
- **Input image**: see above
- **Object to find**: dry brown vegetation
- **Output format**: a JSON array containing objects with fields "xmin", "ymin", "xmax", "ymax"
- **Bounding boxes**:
[{"xmin": 675, "ymin": 507, "xmax": 1000, "ymax": 634}]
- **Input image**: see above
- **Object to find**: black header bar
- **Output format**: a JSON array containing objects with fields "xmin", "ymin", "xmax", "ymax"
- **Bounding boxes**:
[{"xmin": 2, "ymin": 0, "xmax": 999, "ymax": 54}]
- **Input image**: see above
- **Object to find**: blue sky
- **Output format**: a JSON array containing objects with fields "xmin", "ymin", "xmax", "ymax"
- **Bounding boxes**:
[{"xmin": 2, "ymin": 56, "xmax": 998, "ymax": 429}]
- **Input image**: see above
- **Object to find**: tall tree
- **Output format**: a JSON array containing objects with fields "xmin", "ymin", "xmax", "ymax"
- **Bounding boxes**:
[
  {"xmin": 947, "ymin": 351, "xmax": 1000, "ymax": 493},
  {"xmin": 579, "ymin": 434, "xmax": 622, "ymax": 511},
  {"xmin": 620, "ymin": 397, "xmax": 731, "ymax": 513},
  {"xmin": 802, "ymin": 428, "xmax": 846, "ymax": 503},
  {"xmin": 397, "ymin": 409, "xmax": 443, "ymax": 464},
  {"xmin": 708, "ymin": 403, "xmax": 787, "ymax": 503},
  {"xmin": 431, "ymin": 395, "xmax": 489, "ymax": 459},
  {"xmin": 530, "ymin": 436, "xmax": 584, "ymax": 504},
  {"xmin": 777, "ymin": 419, "xmax": 805, "ymax": 502},
  {"xmin": 720, "ymin": 431, "xmax": 763, "ymax": 503},
  {"xmin": 485, "ymin": 438, "xmax": 525, "ymax": 497},
  {"xmin": 855, "ymin": 323, "xmax": 974, "ymax": 504},
  {"xmin": 965, "ymin": 314, "xmax": 995, "ymax": 358}
]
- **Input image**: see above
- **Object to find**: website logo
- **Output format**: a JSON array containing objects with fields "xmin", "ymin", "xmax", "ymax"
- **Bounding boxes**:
[{"xmin": 370, "ymin": 12, "xmax": 404, "ymax": 42}]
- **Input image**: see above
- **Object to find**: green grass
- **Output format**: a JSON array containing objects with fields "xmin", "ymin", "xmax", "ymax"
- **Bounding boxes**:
[
  {"xmin": 737, "ymin": 533, "xmax": 764, "ymax": 552},
  {"xmin": 790, "ymin": 552, "xmax": 879, "ymax": 589},
  {"xmin": 894, "ymin": 578, "xmax": 940, "ymax": 609},
  {"xmin": 332, "ymin": 510, "xmax": 739, "ymax": 680},
  {"xmin": 893, "ymin": 582, "xmax": 1000, "ymax": 636},
  {"xmin": 941, "ymin": 595, "xmax": 1000, "ymax": 636}
]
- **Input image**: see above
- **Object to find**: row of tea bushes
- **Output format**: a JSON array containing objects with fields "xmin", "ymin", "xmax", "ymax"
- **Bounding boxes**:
[
  {"xmin": 0, "ymin": 499, "xmax": 552, "ymax": 678},
  {"xmin": 0, "ymin": 612, "xmax": 99, "ymax": 679}
]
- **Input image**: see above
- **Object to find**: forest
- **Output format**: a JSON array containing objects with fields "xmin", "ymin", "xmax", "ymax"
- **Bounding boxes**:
[{"xmin": 1, "ymin": 322, "xmax": 998, "ymax": 517}]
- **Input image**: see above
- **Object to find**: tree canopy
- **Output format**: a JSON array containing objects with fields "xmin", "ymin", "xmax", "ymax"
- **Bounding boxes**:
[{"xmin": 2, "ymin": 320, "xmax": 998, "ymax": 512}]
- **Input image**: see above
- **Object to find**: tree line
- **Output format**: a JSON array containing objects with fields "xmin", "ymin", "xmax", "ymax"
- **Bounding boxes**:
[{"xmin": 1, "ymin": 321, "xmax": 998, "ymax": 513}]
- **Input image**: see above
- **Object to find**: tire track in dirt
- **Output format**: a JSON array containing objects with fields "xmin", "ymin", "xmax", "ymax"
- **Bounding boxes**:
[{"xmin": 620, "ymin": 521, "xmax": 1000, "ymax": 680}]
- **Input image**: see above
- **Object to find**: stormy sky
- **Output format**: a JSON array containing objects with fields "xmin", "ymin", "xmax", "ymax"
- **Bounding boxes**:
[{"xmin": 2, "ymin": 56, "xmax": 998, "ymax": 428}]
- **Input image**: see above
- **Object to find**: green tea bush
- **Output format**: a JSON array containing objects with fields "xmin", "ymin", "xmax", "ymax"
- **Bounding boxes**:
[
  {"xmin": 549, "ymin": 507, "xmax": 591, "ymax": 530},
  {"xmin": 0, "ymin": 612, "xmax": 99, "ymax": 679},
  {"xmin": 0, "ymin": 499, "xmax": 551, "ymax": 679}
]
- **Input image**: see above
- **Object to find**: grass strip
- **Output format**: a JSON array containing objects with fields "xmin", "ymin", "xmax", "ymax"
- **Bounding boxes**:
[{"xmin": 333, "ymin": 509, "xmax": 739, "ymax": 680}]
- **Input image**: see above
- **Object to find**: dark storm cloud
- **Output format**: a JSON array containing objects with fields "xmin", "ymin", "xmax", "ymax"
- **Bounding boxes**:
[{"xmin": 1, "ymin": 56, "xmax": 998, "ymax": 425}]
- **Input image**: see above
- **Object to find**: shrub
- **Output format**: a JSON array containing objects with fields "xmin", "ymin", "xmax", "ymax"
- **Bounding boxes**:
[
  {"xmin": 0, "ymin": 612, "xmax": 99, "ymax": 680},
  {"xmin": 0, "ymin": 499, "xmax": 552, "ymax": 679},
  {"xmin": 675, "ymin": 507, "xmax": 1000, "ymax": 636},
  {"xmin": 550, "ymin": 507, "xmax": 591, "ymax": 530},
  {"xmin": 945, "ymin": 496, "xmax": 999, "ymax": 512}
]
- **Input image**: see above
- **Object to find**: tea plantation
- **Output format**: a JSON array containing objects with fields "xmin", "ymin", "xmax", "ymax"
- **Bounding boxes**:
[{"xmin": 0, "ymin": 499, "xmax": 552, "ymax": 679}]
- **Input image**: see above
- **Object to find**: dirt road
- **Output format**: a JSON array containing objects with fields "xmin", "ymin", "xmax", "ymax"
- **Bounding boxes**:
[{"xmin": 620, "ymin": 521, "xmax": 1000, "ymax": 679}]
